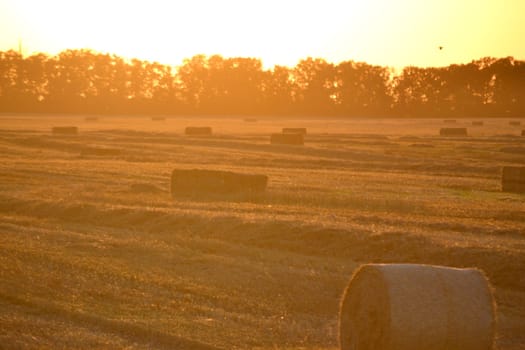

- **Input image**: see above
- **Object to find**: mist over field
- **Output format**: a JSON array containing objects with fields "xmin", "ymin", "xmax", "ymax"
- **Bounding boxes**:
[{"xmin": 0, "ymin": 114, "xmax": 524, "ymax": 349}]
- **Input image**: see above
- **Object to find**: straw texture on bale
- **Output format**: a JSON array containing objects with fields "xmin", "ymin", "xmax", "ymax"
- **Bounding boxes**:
[
  {"xmin": 339, "ymin": 264, "xmax": 496, "ymax": 350},
  {"xmin": 185, "ymin": 126, "xmax": 212, "ymax": 135},
  {"xmin": 84, "ymin": 116, "xmax": 99, "ymax": 121},
  {"xmin": 509, "ymin": 121, "xmax": 521, "ymax": 126},
  {"xmin": 151, "ymin": 116, "xmax": 166, "ymax": 121},
  {"xmin": 502, "ymin": 166, "xmax": 525, "ymax": 193},
  {"xmin": 443, "ymin": 119, "xmax": 456, "ymax": 123},
  {"xmin": 282, "ymin": 127, "xmax": 307, "ymax": 135},
  {"xmin": 439, "ymin": 127, "xmax": 467, "ymax": 136},
  {"xmin": 472, "ymin": 121, "xmax": 483, "ymax": 126},
  {"xmin": 52, "ymin": 126, "xmax": 78, "ymax": 135},
  {"xmin": 244, "ymin": 118, "xmax": 258, "ymax": 122},
  {"xmin": 171, "ymin": 169, "xmax": 267, "ymax": 196},
  {"xmin": 270, "ymin": 133, "xmax": 304, "ymax": 145}
]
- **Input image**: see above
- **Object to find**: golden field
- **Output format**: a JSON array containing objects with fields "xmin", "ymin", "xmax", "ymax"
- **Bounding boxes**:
[{"xmin": 0, "ymin": 114, "xmax": 524, "ymax": 349}]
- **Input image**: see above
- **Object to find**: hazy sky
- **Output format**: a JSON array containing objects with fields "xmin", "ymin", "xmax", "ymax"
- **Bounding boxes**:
[{"xmin": 1, "ymin": 0, "xmax": 524, "ymax": 69}]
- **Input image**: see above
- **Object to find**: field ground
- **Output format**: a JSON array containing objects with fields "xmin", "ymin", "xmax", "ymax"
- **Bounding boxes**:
[{"xmin": 0, "ymin": 114, "xmax": 524, "ymax": 349}]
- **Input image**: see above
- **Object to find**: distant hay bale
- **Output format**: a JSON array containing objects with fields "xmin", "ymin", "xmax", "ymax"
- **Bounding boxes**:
[
  {"xmin": 339, "ymin": 264, "xmax": 496, "ymax": 350},
  {"xmin": 439, "ymin": 127, "xmax": 467, "ymax": 136},
  {"xmin": 171, "ymin": 169, "xmax": 268, "ymax": 196},
  {"xmin": 509, "ymin": 121, "xmax": 521, "ymax": 126},
  {"xmin": 52, "ymin": 126, "xmax": 78, "ymax": 135},
  {"xmin": 502, "ymin": 166, "xmax": 525, "ymax": 193},
  {"xmin": 472, "ymin": 121, "xmax": 484, "ymax": 126},
  {"xmin": 151, "ymin": 116, "xmax": 166, "ymax": 121},
  {"xmin": 244, "ymin": 118, "xmax": 258, "ymax": 122},
  {"xmin": 282, "ymin": 127, "xmax": 307, "ymax": 135},
  {"xmin": 270, "ymin": 133, "xmax": 304, "ymax": 145},
  {"xmin": 443, "ymin": 119, "xmax": 456, "ymax": 123},
  {"xmin": 185, "ymin": 126, "xmax": 212, "ymax": 136},
  {"xmin": 80, "ymin": 146, "xmax": 121, "ymax": 157},
  {"xmin": 84, "ymin": 116, "xmax": 99, "ymax": 122}
]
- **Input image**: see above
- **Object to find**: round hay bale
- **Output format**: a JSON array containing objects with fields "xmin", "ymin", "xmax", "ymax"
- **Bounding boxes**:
[{"xmin": 339, "ymin": 264, "xmax": 496, "ymax": 350}]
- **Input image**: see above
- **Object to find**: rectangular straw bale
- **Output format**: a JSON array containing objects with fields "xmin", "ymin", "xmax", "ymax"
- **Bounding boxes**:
[
  {"xmin": 171, "ymin": 169, "xmax": 267, "ymax": 196},
  {"xmin": 439, "ymin": 127, "xmax": 467, "ymax": 136},
  {"xmin": 185, "ymin": 126, "xmax": 212, "ymax": 135},
  {"xmin": 502, "ymin": 166, "xmax": 525, "ymax": 193},
  {"xmin": 509, "ymin": 121, "xmax": 521, "ymax": 126},
  {"xmin": 52, "ymin": 126, "xmax": 78, "ymax": 135},
  {"xmin": 270, "ymin": 133, "xmax": 304, "ymax": 145},
  {"xmin": 282, "ymin": 127, "xmax": 307, "ymax": 135}
]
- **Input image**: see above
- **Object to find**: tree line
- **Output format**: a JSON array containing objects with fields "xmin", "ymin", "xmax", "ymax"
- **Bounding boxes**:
[{"xmin": 1, "ymin": 49, "xmax": 524, "ymax": 117}]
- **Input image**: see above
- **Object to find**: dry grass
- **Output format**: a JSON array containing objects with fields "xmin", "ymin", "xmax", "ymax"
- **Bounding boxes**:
[{"xmin": 0, "ymin": 115, "xmax": 524, "ymax": 349}]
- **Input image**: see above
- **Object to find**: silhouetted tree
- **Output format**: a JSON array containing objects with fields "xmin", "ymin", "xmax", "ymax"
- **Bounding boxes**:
[{"xmin": 0, "ymin": 49, "xmax": 523, "ymax": 117}]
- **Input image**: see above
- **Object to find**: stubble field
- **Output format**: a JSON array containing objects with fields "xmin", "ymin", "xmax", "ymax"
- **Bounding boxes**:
[{"xmin": 0, "ymin": 114, "xmax": 524, "ymax": 349}]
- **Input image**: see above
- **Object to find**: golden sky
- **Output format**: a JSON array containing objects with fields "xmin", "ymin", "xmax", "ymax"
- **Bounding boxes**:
[{"xmin": 1, "ymin": 0, "xmax": 524, "ymax": 69}]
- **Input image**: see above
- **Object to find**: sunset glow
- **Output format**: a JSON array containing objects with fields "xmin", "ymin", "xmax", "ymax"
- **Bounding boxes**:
[{"xmin": 1, "ymin": 0, "xmax": 525, "ymax": 68}]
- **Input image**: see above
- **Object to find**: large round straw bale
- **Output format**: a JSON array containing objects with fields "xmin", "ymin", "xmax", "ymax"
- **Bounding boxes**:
[
  {"xmin": 339, "ymin": 264, "xmax": 496, "ymax": 350},
  {"xmin": 52, "ymin": 126, "xmax": 78, "ymax": 135},
  {"xmin": 282, "ymin": 127, "xmax": 307, "ymax": 135},
  {"xmin": 439, "ymin": 127, "xmax": 467, "ymax": 136}
]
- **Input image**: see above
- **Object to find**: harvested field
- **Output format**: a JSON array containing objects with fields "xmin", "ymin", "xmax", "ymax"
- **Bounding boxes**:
[
  {"xmin": 52, "ymin": 126, "xmax": 78, "ymax": 135},
  {"xmin": 440, "ymin": 127, "xmax": 468, "ymax": 136},
  {"xmin": 271, "ymin": 133, "xmax": 304, "ymax": 145},
  {"xmin": 0, "ymin": 114, "xmax": 524, "ymax": 349},
  {"xmin": 185, "ymin": 126, "xmax": 213, "ymax": 135}
]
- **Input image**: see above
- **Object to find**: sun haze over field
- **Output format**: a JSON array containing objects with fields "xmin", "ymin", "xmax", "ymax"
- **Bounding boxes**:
[{"xmin": 1, "ymin": 0, "xmax": 524, "ymax": 68}]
